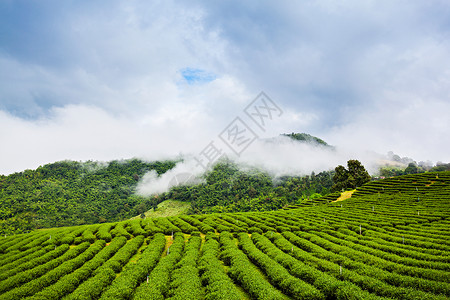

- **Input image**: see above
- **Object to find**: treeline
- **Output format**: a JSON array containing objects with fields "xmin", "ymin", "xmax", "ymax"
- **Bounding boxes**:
[
  {"xmin": 0, "ymin": 159, "xmax": 176, "ymax": 235},
  {"xmin": 282, "ymin": 132, "xmax": 330, "ymax": 146},
  {"xmin": 379, "ymin": 162, "xmax": 450, "ymax": 177},
  {"xmin": 158, "ymin": 161, "xmax": 334, "ymax": 214}
]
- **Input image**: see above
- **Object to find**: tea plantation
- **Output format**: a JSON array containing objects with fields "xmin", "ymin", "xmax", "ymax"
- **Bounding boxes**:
[{"xmin": 0, "ymin": 172, "xmax": 449, "ymax": 299}]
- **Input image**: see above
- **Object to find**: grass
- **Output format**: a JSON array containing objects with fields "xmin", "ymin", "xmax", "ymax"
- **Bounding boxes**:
[
  {"xmin": 334, "ymin": 189, "xmax": 356, "ymax": 202},
  {"xmin": 130, "ymin": 200, "xmax": 191, "ymax": 220}
]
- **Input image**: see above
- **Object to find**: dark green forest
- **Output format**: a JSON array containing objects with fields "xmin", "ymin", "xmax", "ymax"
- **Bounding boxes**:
[
  {"xmin": 281, "ymin": 132, "xmax": 330, "ymax": 147},
  {"xmin": 379, "ymin": 162, "xmax": 450, "ymax": 177},
  {"xmin": 0, "ymin": 158, "xmax": 335, "ymax": 235},
  {"xmin": 0, "ymin": 159, "xmax": 176, "ymax": 235},
  {"xmin": 0, "ymin": 132, "xmax": 338, "ymax": 235},
  {"xmin": 162, "ymin": 161, "xmax": 334, "ymax": 214}
]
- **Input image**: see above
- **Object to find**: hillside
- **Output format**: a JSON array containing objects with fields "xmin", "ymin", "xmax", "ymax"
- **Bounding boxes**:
[
  {"xmin": 0, "ymin": 172, "xmax": 449, "ymax": 299},
  {"xmin": 0, "ymin": 159, "xmax": 176, "ymax": 234},
  {"xmin": 0, "ymin": 158, "xmax": 334, "ymax": 235},
  {"xmin": 163, "ymin": 161, "xmax": 334, "ymax": 214},
  {"xmin": 129, "ymin": 200, "xmax": 191, "ymax": 220},
  {"xmin": 282, "ymin": 132, "xmax": 331, "ymax": 147}
]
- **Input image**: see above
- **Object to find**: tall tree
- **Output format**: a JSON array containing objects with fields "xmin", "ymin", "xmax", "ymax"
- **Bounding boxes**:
[
  {"xmin": 404, "ymin": 162, "xmax": 419, "ymax": 174},
  {"xmin": 332, "ymin": 165, "xmax": 349, "ymax": 192},
  {"xmin": 332, "ymin": 160, "xmax": 370, "ymax": 191},
  {"xmin": 347, "ymin": 159, "xmax": 371, "ymax": 187}
]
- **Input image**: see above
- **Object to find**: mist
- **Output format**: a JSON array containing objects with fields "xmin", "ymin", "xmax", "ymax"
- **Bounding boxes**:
[
  {"xmin": 135, "ymin": 135, "xmax": 383, "ymax": 197},
  {"xmin": 136, "ymin": 157, "xmax": 206, "ymax": 196}
]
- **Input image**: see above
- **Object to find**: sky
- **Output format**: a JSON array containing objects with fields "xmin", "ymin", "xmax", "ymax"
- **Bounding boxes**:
[{"xmin": 1, "ymin": 0, "xmax": 450, "ymax": 176}]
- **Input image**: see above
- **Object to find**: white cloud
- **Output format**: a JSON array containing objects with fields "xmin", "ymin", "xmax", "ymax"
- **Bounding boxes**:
[
  {"xmin": 1, "ymin": 0, "xmax": 450, "ymax": 175},
  {"xmin": 136, "ymin": 157, "xmax": 205, "ymax": 196},
  {"xmin": 134, "ymin": 135, "xmax": 383, "ymax": 196},
  {"xmin": 0, "ymin": 105, "xmax": 210, "ymax": 174}
]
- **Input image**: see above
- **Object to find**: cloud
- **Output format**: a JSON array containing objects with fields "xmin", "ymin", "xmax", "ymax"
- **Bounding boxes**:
[
  {"xmin": 136, "ymin": 157, "xmax": 205, "ymax": 196},
  {"xmin": 1, "ymin": 1, "xmax": 450, "ymax": 175},
  {"xmin": 237, "ymin": 136, "xmax": 347, "ymax": 176},
  {"xmin": 135, "ymin": 135, "xmax": 383, "ymax": 197}
]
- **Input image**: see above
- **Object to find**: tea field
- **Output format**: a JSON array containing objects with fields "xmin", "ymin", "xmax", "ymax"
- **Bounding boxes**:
[{"xmin": 0, "ymin": 172, "xmax": 449, "ymax": 299}]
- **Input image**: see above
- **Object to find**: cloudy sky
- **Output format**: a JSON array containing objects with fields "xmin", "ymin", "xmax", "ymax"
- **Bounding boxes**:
[{"xmin": 1, "ymin": 0, "xmax": 450, "ymax": 175}]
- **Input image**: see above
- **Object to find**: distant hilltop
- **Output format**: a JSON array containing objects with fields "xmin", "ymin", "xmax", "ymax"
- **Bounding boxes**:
[{"xmin": 281, "ymin": 132, "xmax": 331, "ymax": 147}]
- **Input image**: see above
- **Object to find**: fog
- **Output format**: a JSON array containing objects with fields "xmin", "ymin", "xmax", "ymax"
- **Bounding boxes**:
[{"xmin": 136, "ymin": 135, "xmax": 384, "ymax": 196}]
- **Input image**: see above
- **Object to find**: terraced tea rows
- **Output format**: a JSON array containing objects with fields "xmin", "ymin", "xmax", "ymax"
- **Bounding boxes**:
[{"xmin": 1, "ymin": 172, "xmax": 449, "ymax": 299}]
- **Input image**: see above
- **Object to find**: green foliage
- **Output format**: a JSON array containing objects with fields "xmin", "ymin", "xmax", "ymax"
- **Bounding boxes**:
[
  {"xmin": 332, "ymin": 160, "xmax": 371, "ymax": 191},
  {"xmin": 0, "ymin": 159, "xmax": 176, "ymax": 234},
  {"xmin": 94, "ymin": 235, "xmax": 145, "ymax": 275},
  {"xmin": 127, "ymin": 219, "xmax": 147, "ymax": 237},
  {"xmin": 62, "ymin": 236, "xmax": 128, "ymax": 300},
  {"xmin": 167, "ymin": 235, "xmax": 204, "ymax": 299},
  {"xmin": 133, "ymin": 232, "xmax": 185, "ymax": 299},
  {"xmin": 168, "ymin": 216, "xmax": 198, "ymax": 234},
  {"xmin": 378, "ymin": 162, "xmax": 436, "ymax": 177},
  {"xmin": 260, "ymin": 231, "xmax": 380, "ymax": 300},
  {"xmin": 282, "ymin": 132, "xmax": 330, "ymax": 146},
  {"xmin": 96, "ymin": 223, "xmax": 114, "ymax": 242},
  {"xmin": 0, "ymin": 242, "xmax": 88, "ymax": 296},
  {"xmin": 430, "ymin": 163, "xmax": 450, "ymax": 172},
  {"xmin": 219, "ymin": 231, "xmax": 288, "ymax": 299},
  {"xmin": 0, "ymin": 171, "xmax": 449, "ymax": 299},
  {"xmin": 0, "ymin": 244, "xmax": 52, "ymax": 273},
  {"xmin": 0, "ymin": 244, "xmax": 63, "ymax": 282},
  {"xmin": 1, "ymin": 158, "xmax": 335, "ymax": 234},
  {"xmin": 347, "ymin": 159, "xmax": 371, "ymax": 187},
  {"xmin": 99, "ymin": 234, "xmax": 166, "ymax": 299},
  {"xmin": 141, "ymin": 218, "xmax": 163, "ymax": 235},
  {"xmin": 237, "ymin": 232, "xmax": 325, "ymax": 299},
  {"xmin": 405, "ymin": 162, "xmax": 419, "ymax": 174},
  {"xmin": 162, "ymin": 161, "xmax": 333, "ymax": 214},
  {"xmin": 198, "ymin": 232, "xmax": 241, "ymax": 300},
  {"xmin": 65, "ymin": 268, "xmax": 116, "ymax": 300},
  {"xmin": 379, "ymin": 166, "xmax": 407, "ymax": 177},
  {"xmin": 0, "ymin": 240, "xmax": 104, "ymax": 300}
]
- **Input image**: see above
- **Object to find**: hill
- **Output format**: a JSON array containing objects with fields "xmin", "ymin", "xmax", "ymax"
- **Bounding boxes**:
[
  {"xmin": 0, "ymin": 158, "xmax": 334, "ymax": 235},
  {"xmin": 0, "ymin": 132, "xmax": 335, "ymax": 235},
  {"xmin": 0, "ymin": 159, "xmax": 176, "ymax": 234},
  {"xmin": 129, "ymin": 200, "xmax": 191, "ymax": 220},
  {"xmin": 0, "ymin": 172, "xmax": 449, "ymax": 299},
  {"xmin": 282, "ymin": 132, "xmax": 330, "ymax": 147},
  {"xmin": 158, "ymin": 160, "xmax": 334, "ymax": 214}
]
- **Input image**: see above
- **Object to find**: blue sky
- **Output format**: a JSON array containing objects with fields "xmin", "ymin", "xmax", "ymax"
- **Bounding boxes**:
[
  {"xmin": 1, "ymin": 0, "xmax": 450, "ymax": 174},
  {"xmin": 180, "ymin": 68, "xmax": 216, "ymax": 85}
]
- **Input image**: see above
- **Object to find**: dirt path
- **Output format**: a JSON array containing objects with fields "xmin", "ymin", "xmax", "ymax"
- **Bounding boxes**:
[{"xmin": 333, "ymin": 190, "xmax": 356, "ymax": 202}]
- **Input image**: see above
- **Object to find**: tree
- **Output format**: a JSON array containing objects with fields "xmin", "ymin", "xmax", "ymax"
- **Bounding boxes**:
[
  {"xmin": 347, "ymin": 174, "xmax": 356, "ymax": 189},
  {"xmin": 404, "ymin": 162, "xmax": 418, "ymax": 174},
  {"xmin": 332, "ymin": 165, "xmax": 349, "ymax": 192},
  {"xmin": 347, "ymin": 159, "xmax": 371, "ymax": 187},
  {"xmin": 332, "ymin": 160, "xmax": 371, "ymax": 192},
  {"xmin": 151, "ymin": 201, "xmax": 158, "ymax": 211}
]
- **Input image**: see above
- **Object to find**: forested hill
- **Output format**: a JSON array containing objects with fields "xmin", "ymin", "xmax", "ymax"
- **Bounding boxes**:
[
  {"xmin": 161, "ymin": 161, "xmax": 334, "ymax": 214},
  {"xmin": 0, "ymin": 133, "xmax": 336, "ymax": 235},
  {"xmin": 0, "ymin": 172, "xmax": 448, "ymax": 299},
  {"xmin": 282, "ymin": 132, "xmax": 331, "ymax": 147},
  {"xmin": 0, "ymin": 158, "xmax": 335, "ymax": 235},
  {"xmin": 0, "ymin": 159, "xmax": 176, "ymax": 235}
]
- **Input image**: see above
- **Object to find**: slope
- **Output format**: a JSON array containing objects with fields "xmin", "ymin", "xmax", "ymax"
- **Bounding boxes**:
[
  {"xmin": 0, "ymin": 171, "xmax": 449, "ymax": 299},
  {"xmin": 0, "ymin": 159, "xmax": 176, "ymax": 234}
]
